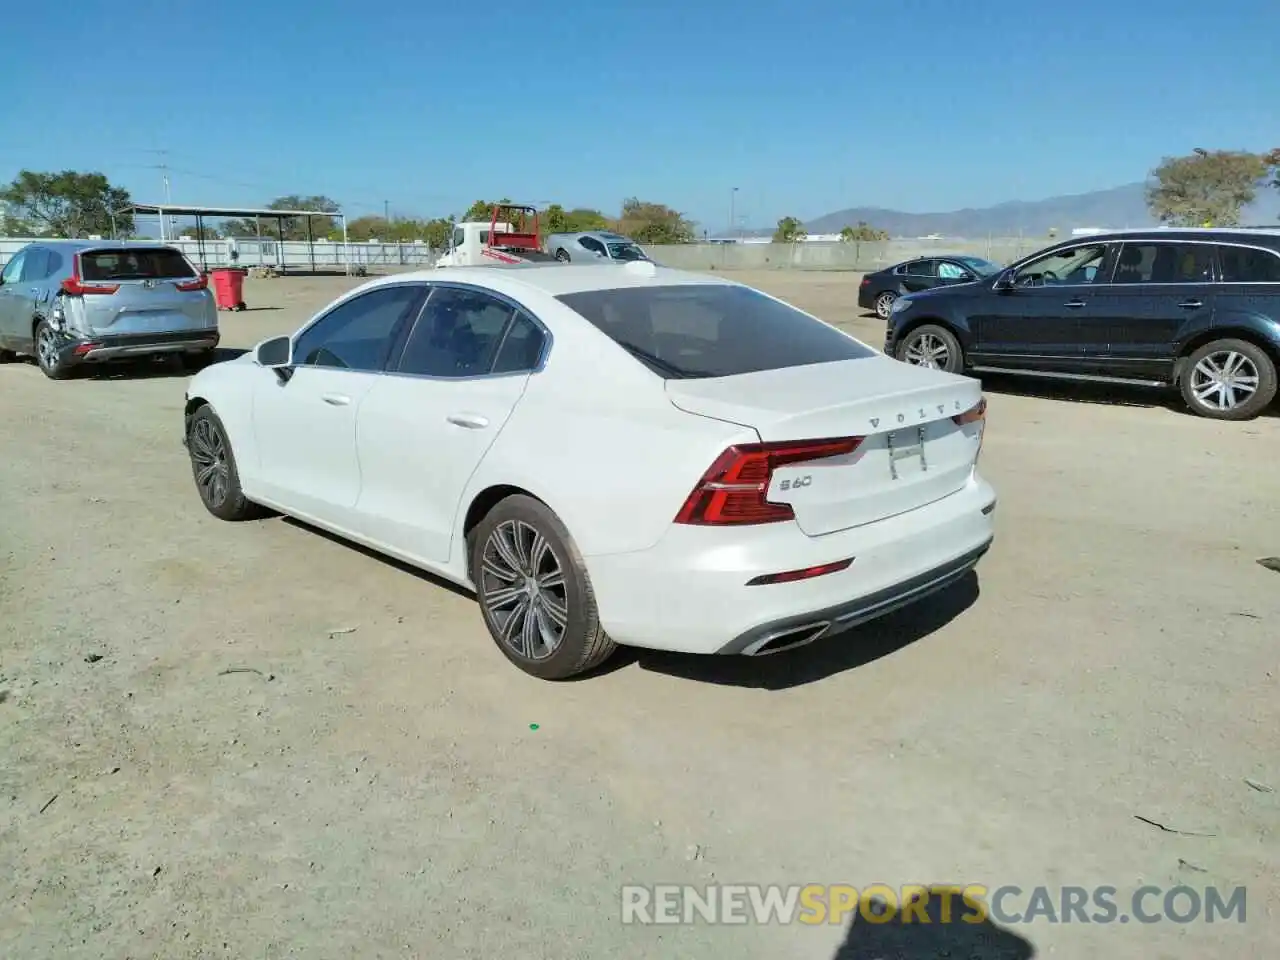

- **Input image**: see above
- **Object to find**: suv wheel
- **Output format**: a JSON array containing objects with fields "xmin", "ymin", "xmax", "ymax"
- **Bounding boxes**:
[
  {"xmin": 1180, "ymin": 338, "xmax": 1278, "ymax": 420},
  {"xmin": 34, "ymin": 320, "xmax": 72, "ymax": 380},
  {"xmin": 896, "ymin": 323, "xmax": 963, "ymax": 373}
]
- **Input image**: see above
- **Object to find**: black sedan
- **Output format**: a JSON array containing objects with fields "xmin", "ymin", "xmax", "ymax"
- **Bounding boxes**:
[{"xmin": 858, "ymin": 255, "xmax": 1003, "ymax": 319}]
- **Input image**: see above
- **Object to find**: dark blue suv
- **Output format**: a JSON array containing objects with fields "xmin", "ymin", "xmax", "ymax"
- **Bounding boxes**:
[{"xmin": 883, "ymin": 228, "xmax": 1280, "ymax": 420}]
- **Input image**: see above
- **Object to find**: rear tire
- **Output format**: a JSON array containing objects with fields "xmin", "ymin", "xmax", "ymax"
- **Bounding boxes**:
[
  {"xmin": 896, "ymin": 323, "xmax": 964, "ymax": 373},
  {"xmin": 186, "ymin": 404, "xmax": 262, "ymax": 521},
  {"xmin": 555, "ymin": 249, "xmax": 570, "ymax": 263},
  {"xmin": 34, "ymin": 320, "xmax": 73, "ymax": 380},
  {"xmin": 1179, "ymin": 338, "xmax": 1277, "ymax": 420},
  {"xmin": 469, "ymin": 494, "xmax": 617, "ymax": 680},
  {"xmin": 874, "ymin": 291, "xmax": 897, "ymax": 319}
]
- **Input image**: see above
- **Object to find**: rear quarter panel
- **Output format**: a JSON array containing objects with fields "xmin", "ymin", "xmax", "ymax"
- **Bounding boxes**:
[{"xmin": 452, "ymin": 316, "xmax": 757, "ymax": 563}]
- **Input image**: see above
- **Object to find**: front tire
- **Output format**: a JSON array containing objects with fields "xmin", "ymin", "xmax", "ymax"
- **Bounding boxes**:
[
  {"xmin": 186, "ymin": 404, "xmax": 261, "ymax": 521},
  {"xmin": 555, "ymin": 249, "xmax": 571, "ymax": 263},
  {"xmin": 874, "ymin": 291, "xmax": 897, "ymax": 319},
  {"xmin": 34, "ymin": 320, "xmax": 74, "ymax": 380},
  {"xmin": 469, "ymin": 494, "xmax": 617, "ymax": 680},
  {"xmin": 896, "ymin": 323, "xmax": 964, "ymax": 373},
  {"xmin": 1180, "ymin": 338, "xmax": 1277, "ymax": 420}
]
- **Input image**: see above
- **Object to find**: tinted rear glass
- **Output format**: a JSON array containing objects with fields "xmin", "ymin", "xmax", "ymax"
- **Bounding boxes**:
[
  {"xmin": 556, "ymin": 283, "xmax": 876, "ymax": 379},
  {"xmin": 1218, "ymin": 245, "xmax": 1280, "ymax": 283},
  {"xmin": 80, "ymin": 248, "xmax": 196, "ymax": 281}
]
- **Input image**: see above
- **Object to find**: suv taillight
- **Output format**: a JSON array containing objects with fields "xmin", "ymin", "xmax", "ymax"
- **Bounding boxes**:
[
  {"xmin": 674, "ymin": 437, "xmax": 863, "ymax": 525},
  {"xmin": 60, "ymin": 253, "xmax": 119, "ymax": 296},
  {"xmin": 175, "ymin": 274, "xmax": 208, "ymax": 292}
]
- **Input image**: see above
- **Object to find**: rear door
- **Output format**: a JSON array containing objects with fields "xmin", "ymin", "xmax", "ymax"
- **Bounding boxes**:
[
  {"xmin": 354, "ymin": 286, "xmax": 546, "ymax": 563},
  {"xmin": 901, "ymin": 259, "xmax": 940, "ymax": 293},
  {"xmin": 1079, "ymin": 240, "xmax": 1215, "ymax": 379},
  {"xmin": 74, "ymin": 247, "xmax": 212, "ymax": 337}
]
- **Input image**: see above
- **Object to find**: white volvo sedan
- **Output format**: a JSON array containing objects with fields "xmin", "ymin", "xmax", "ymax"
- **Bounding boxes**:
[{"xmin": 182, "ymin": 260, "xmax": 995, "ymax": 679}]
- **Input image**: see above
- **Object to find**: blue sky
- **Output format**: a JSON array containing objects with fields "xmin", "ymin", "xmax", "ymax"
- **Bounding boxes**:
[{"xmin": 0, "ymin": 0, "xmax": 1276, "ymax": 232}]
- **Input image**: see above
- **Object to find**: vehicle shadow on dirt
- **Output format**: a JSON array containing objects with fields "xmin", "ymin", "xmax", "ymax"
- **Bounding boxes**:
[
  {"xmin": 603, "ymin": 572, "xmax": 980, "ymax": 689},
  {"xmin": 829, "ymin": 890, "xmax": 1036, "ymax": 959},
  {"xmin": 77, "ymin": 347, "xmax": 251, "ymax": 380}
]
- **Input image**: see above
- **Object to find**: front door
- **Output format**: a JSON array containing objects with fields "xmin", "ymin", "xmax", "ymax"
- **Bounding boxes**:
[
  {"xmin": 251, "ymin": 282, "xmax": 427, "ymax": 527},
  {"xmin": 353, "ymin": 286, "xmax": 548, "ymax": 564},
  {"xmin": 0, "ymin": 251, "xmax": 28, "ymax": 348},
  {"xmin": 1079, "ymin": 240, "xmax": 1215, "ymax": 380},
  {"xmin": 969, "ymin": 241, "xmax": 1111, "ymax": 371}
]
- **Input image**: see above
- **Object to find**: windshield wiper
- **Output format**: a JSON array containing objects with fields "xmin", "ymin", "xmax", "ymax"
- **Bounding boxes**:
[{"xmin": 614, "ymin": 340, "xmax": 710, "ymax": 379}]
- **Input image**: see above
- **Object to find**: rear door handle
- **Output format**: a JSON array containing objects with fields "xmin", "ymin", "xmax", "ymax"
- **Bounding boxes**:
[
  {"xmin": 321, "ymin": 393, "xmax": 351, "ymax": 406},
  {"xmin": 1178, "ymin": 299, "xmax": 1203, "ymax": 309},
  {"xmin": 1064, "ymin": 298, "xmax": 1086, "ymax": 308},
  {"xmin": 446, "ymin": 412, "xmax": 489, "ymax": 429}
]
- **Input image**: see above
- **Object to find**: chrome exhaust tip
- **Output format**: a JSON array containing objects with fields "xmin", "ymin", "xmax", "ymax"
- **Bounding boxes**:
[{"xmin": 743, "ymin": 621, "xmax": 832, "ymax": 656}]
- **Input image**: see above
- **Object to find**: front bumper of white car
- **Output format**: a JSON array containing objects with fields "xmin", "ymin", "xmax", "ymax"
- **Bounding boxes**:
[{"xmin": 583, "ymin": 473, "xmax": 996, "ymax": 656}]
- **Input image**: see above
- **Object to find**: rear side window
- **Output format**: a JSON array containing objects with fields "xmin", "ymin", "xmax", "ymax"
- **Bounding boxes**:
[
  {"xmin": 556, "ymin": 283, "xmax": 876, "ymax": 379},
  {"xmin": 906, "ymin": 260, "xmax": 937, "ymax": 277},
  {"xmin": 1218, "ymin": 245, "xmax": 1280, "ymax": 283},
  {"xmin": 397, "ymin": 287, "xmax": 516, "ymax": 378},
  {"xmin": 80, "ymin": 248, "xmax": 196, "ymax": 281},
  {"xmin": 1112, "ymin": 243, "xmax": 1213, "ymax": 284}
]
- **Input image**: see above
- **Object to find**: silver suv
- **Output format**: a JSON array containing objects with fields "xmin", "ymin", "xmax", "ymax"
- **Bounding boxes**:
[{"xmin": 0, "ymin": 240, "xmax": 220, "ymax": 380}]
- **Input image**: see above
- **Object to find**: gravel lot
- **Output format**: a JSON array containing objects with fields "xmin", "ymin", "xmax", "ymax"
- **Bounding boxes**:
[{"xmin": 2, "ymin": 269, "xmax": 1277, "ymax": 959}]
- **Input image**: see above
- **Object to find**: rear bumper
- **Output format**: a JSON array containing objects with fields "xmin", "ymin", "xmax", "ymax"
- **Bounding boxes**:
[
  {"xmin": 583, "ymin": 473, "xmax": 997, "ymax": 656},
  {"xmin": 857, "ymin": 286, "xmax": 876, "ymax": 310},
  {"xmin": 60, "ymin": 329, "xmax": 220, "ymax": 363}
]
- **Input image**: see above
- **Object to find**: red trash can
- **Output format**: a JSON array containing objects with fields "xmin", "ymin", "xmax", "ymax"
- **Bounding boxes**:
[{"xmin": 209, "ymin": 267, "xmax": 247, "ymax": 311}]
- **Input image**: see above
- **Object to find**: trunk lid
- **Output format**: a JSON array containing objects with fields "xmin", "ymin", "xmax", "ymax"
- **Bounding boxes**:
[
  {"xmin": 665, "ymin": 356, "xmax": 984, "ymax": 536},
  {"xmin": 76, "ymin": 248, "xmax": 213, "ymax": 337}
]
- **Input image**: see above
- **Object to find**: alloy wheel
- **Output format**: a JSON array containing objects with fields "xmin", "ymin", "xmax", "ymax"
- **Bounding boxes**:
[
  {"xmin": 875, "ymin": 292, "xmax": 896, "ymax": 319},
  {"xmin": 903, "ymin": 332, "xmax": 949, "ymax": 369},
  {"xmin": 479, "ymin": 520, "xmax": 569, "ymax": 661},
  {"xmin": 37, "ymin": 325, "xmax": 60, "ymax": 371},
  {"xmin": 1190, "ymin": 350, "xmax": 1260, "ymax": 412},
  {"xmin": 189, "ymin": 417, "xmax": 231, "ymax": 508}
]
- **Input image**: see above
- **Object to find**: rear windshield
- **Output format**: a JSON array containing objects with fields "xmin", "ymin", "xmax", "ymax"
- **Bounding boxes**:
[
  {"xmin": 556, "ymin": 283, "xmax": 876, "ymax": 379},
  {"xmin": 80, "ymin": 248, "xmax": 196, "ymax": 281}
]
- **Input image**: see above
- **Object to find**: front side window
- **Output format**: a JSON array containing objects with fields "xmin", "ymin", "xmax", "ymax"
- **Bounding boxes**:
[
  {"xmin": 1112, "ymin": 243, "xmax": 1213, "ymax": 284},
  {"xmin": 293, "ymin": 284, "xmax": 425, "ymax": 372},
  {"xmin": 1, "ymin": 252, "xmax": 26, "ymax": 285},
  {"xmin": 937, "ymin": 261, "xmax": 970, "ymax": 280},
  {"xmin": 396, "ymin": 287, "xmax": 520, "ymax": 378},
  {"xmin": 1013, "ymin": 244, "xmax": 1108, "ymax": 286},
  {"xmin": 1218, "ymin": 245, "xmax": 1280, "ymax": 283},
  {"xmin": 557, "ymin": 283, "xmax": 876, "ymax": 380},
  {"xmin": 451, "ymin": 227, "xmax": 465, "ymax": 249}
]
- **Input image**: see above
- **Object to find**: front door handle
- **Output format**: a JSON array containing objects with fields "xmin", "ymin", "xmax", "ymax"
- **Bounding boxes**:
[
  {"xmin": 321, "ymin": 393, "xmax": 351, "ymax": 406},
  {"xmin": 446, "ymin": 412, "xmax": 489, "ymax": 429},
  {"xmin": 1178, "ymin": 299, "xmax": 1203, "ymax": 310},
  {"xmin": 1064, "ymin": 298, "xmax": 1086, "ymax": 308}
]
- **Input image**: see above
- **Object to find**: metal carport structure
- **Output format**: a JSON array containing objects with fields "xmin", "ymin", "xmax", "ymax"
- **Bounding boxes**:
[{"xmin": 111, "ymin": 203, "xmax": 351, "ymax": 275}]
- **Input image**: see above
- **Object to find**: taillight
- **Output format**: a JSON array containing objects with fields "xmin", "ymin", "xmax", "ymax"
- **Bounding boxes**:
[
  {"xmin": 860, "ymin": 277, "xmax": 871, "ymax": 286},
  {"xmin": 674, "ymin": 437, "xmax": 863, "ymax": 526},
  {"xmin": 61, "ymin": 254, "xmax": 118, "ymax": 295},
  {"xmin": 952, "ymin": 396, "xmax": 986, "ymax": 426},
  {"xmin": 175, "ymin": 274, "xmax": 208, "ymax": 292}
]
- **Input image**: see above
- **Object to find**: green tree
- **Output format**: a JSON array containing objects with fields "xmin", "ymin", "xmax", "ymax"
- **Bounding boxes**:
[
  {"xmin": 616, "ymin": 198, "xmax": 694, "ymax": 244},
  {"xmin": 773, "ymin": 216, "xmax": 807, "ymax": 243},
  {"xmin": 0, "ymin": 170, "xmax": 133, "ymax": 238},
  {"xmin": 1146, "ymin": 148, "xmax": 1270, "ymax": 226},
  {"xmin": 223, "ymin": 194, "xmax": 341, "ymax": 240},
  {"xmin": 838, "ymin": 221, "xmax": 888, "ymax": 242}
]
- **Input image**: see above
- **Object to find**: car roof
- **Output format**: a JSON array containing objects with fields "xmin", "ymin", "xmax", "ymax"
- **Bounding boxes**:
[
  {"xmin": 30, "ymin": 239, "xmax": 182, "ymax": 252},
  {"xmin": 368, "ymin": 262, "xmax": 730, "ymax": 298},
  {"xmin": 1057, "ymin": 227, "xmax": 1280, "ymax": 245}
]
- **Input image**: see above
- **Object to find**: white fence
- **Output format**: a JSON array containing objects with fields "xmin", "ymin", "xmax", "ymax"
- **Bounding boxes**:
[{"xmin": 0, "ymin": 236, "xmax": 438, "ymax": 272}]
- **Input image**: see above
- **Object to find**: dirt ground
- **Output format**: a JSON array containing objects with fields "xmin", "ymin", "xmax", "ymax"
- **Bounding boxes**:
[{"xmin": 2, "ymin": 268, "xmax": 1277, "ymax": 959}]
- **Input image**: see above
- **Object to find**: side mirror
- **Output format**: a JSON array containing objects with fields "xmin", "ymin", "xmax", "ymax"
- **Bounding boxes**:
[{"xmin": 255, "ymin": 335, "xmax": 293, "ymax": 380}]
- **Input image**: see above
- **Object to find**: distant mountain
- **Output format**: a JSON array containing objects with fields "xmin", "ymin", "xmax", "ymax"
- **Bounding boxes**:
[{"xmin": 796, "ymin": 183, "xmax": 1280, "ymax": 238}]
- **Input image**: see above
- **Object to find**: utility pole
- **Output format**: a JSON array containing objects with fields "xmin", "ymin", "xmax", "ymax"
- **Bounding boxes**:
[
  {"xmin": 144, "ymin": 149, "xmax": 173, "ymax": 240},
  {"xmin": 729, "ymin": 187, "xmax": 738, "ymax": 241},
  {"xmin": 384, "ymin": 200, "xmax": 390, "ymax": 223}
]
